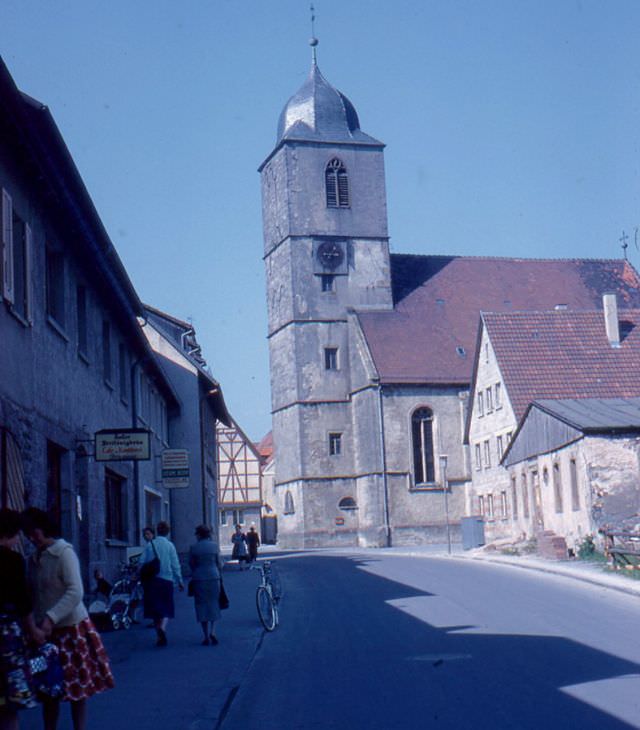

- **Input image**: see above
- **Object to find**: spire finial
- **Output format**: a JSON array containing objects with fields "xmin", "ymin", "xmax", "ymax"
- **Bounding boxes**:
[{"xmin": 309, "ymin": 4, "xmax": 318, "ymax": 65}]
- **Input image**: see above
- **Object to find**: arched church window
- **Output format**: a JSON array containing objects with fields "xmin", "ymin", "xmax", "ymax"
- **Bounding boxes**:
[
  {"xmin": 284, "ymin": 490, "xmax": 295, "ymax": 515},
  {"xmin": 338, "ymin": 497, "xmax": 357, "ymax": 511},
  {"xmin": 412, "ymin": 407, "xmax": 435, "ymax": 484},
  {"xmin": 325, "ymin": 158, "xmax": 349, "ymax": 208}
]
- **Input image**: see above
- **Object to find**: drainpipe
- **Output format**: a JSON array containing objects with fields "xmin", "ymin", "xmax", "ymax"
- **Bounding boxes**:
[
  {"xmin": 130, "ymin": 355, "xmax": 145, "ymax": 540},
  {"xmin": 200, "ymin": 388, "xmax": 219, "ymax": 525},
  {"xmin": 376, "ymin": 381, "xmax": 392, "ymax": 547}
]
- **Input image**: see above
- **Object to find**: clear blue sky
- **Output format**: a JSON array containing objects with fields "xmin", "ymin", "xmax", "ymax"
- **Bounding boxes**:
[{"xmin": 3, "ymin": 1, "xmax": 640, "ymax": 440}]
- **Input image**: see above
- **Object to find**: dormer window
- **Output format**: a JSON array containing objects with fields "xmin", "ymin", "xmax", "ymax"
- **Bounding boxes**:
[{"xmin": 325, "ymin": 158, "xmax": 349, "ymax": 208}]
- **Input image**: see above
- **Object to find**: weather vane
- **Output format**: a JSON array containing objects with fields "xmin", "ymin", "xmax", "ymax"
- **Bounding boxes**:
[
  {"xmin": 620, "ymin": 230, "xmax": 629, "ymax": 260},
  {"xmin": 310, "ymin": 3, "xmax": 318, "ymax": 65}
]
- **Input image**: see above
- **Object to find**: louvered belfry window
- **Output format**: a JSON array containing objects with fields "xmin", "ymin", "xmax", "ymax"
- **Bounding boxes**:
[{"xmin": 325, "ymin": 158, "xmax": 349, "ymax": 208}]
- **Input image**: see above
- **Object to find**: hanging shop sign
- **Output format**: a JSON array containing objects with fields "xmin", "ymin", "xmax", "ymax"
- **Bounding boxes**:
[
  {"xmin": 95, "ymin": 428, "xmax": 151, "ymax": 462},
  {"xmin": 162, "ymin": 449, "xmax": 190, "ymax": 489}
]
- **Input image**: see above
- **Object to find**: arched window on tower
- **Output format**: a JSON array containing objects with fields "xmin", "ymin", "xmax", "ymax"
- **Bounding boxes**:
[
  {"xmin": 284, "ymin": 490, "xmax": 295, "ymax": 515},
  {"xmin": 412, "ymin": 407, "xmax": 435, "ymax": 485},
  {"xmin": 325, "ymin": 158, "xmax": 349, "ymax": 208}
]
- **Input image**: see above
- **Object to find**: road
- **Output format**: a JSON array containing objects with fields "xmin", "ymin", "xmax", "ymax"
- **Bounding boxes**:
[{"xmin": 220, "ymin": 552, "xmax": 640, "ymax": 730}]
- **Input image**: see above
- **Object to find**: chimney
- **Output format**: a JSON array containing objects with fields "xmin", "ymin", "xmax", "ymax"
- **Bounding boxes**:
[{"xmin": 603, "ymin": 293, "xmax": 620, "ymax": 348}]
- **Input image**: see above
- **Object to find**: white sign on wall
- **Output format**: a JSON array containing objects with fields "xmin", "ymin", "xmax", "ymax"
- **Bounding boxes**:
[
  {"xmin": 95, "ymin": 429, "xmax": 151, "ymax": 461},
  {"xmin": 162, "ymin": 449, "xmax": 190, "ymax": 489}
]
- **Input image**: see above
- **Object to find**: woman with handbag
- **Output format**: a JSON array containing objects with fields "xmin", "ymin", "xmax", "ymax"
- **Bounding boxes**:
[
  {"xmin": 0, "ymin": 508, "xmax": 46, "ymax": 730},
  {"xmin": 21, "ymin": 508, "xmax": 114, "ymax": 730},
  {"xmin": 139, "ymin": 522, "xmax": 183, "ymax": 647},
  {"xmin": 188, "ymin": 525, "xmax": 223, "ymax": 646}
]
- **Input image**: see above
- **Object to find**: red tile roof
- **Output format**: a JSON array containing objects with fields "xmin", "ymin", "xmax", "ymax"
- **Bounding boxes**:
[
  {"xmin": 483, "ymin": 309, "xmax": 640, "ymax": 421},
  {"xmin": 357, "ymin": 255, "xmax": 640, "ymax": 385}
]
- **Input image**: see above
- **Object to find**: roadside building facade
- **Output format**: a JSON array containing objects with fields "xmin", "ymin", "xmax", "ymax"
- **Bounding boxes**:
[
  {"xmin": 143, "ymin": 305, "xmax": 231, "ymax": 558},
  {"xmin": 0, "ymin": 57, "xmax": 181, "ymax": 580},
  {"xmin": 260, "ymin": 56, "xmax": 640, "ymax": 548},
  {"xmin": 466, "ymin": 300, "xmax": 640, "ymax": 545},
  {"xmin": 503, "ymin": 398, "xmax": 640, "ymax": 549},
  {"xmin": 216, "ymin": 418, "xmax": 263, "ymax": 547}
]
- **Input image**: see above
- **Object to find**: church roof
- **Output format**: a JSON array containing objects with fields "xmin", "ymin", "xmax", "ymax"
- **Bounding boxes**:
[
  {"xmin": 481, "ymin": 309, "xmax": 640, "ymax": 422},
  {"xmin": 356, "ymin": 255, "xmax": 640, "ymax": 386},
  {"xmin": 276, "ymin": 63, "xmax": 383, "ymax": 146}
]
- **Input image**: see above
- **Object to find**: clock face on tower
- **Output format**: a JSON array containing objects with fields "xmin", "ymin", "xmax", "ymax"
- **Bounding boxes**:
[{"xmin": 316, "ymin": 240, "xmax": 345, "ymax": 270}]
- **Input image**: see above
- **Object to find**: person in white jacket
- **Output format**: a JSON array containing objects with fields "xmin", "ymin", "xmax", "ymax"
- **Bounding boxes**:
[{"xmin": 22, "ymin": 507, "xmax": 114, "ymax": 730}]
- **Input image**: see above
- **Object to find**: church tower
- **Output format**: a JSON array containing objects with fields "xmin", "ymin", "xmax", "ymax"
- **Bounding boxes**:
[{"xmin": 259, "ymin": 50, "xmax": 393, "ymax": 547}]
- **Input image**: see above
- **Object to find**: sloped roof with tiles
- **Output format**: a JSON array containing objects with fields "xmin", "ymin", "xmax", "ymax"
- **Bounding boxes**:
[
  {"xmin": 483, "ymin": 310, "xmax": 640, "ymax": 422},
  {"xmin": 357, "ymin": 255, "xmax": 640, "ymax": 385}
]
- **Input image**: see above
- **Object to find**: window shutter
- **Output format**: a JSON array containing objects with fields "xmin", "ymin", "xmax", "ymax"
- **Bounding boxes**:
[
  {"xmin": 325, "ymin": 170, "xmax": 337, "ymax": 207},
  {"xmin": 24, "ymin": 222, "xmax": 33, "ymax": 323},
  {"xmin": 337, "ymin": 170, "xmax": 349, "ymax": 207},
  {"xmin": 1, "ymin": 189, "xmax": 14, "ymax": 303}
]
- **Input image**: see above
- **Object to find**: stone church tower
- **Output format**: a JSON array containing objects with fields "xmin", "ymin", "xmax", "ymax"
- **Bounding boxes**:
[{"xmin": 259, "ymin": 58, "xmax": 393, "ymax": 547}]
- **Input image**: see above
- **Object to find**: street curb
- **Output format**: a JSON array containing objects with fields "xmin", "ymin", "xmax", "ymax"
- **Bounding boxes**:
[{"xmin": 376, "ymin": 548, "xmax": 640, "ymax": 599}]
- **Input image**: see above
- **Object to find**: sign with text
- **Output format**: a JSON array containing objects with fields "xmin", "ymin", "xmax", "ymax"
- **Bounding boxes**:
[
  {"xmin": 162, "ymin": 449, "xmax": 190, "ymax": 489},
  {"xmin": 95, "ymin": 428, "xmax": 151, "ymax": 462}
]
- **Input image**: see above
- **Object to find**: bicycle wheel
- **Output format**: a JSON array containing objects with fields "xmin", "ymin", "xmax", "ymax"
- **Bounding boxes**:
[
  {"xmin": 256, "ymin": 586, "xmax": 276, "ymax": 631},
  {"xmin": 266, "ymin": 563, "xmax": 282, "ymax": 601}
]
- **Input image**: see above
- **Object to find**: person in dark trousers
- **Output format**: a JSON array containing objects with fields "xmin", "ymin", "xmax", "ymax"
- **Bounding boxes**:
[{"xmin": 245, "ymin": 525, "xmax": 260, "ymax": 563}]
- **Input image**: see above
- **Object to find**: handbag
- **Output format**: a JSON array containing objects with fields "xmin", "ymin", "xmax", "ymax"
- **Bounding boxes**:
[
  {"xmin": 140, "ymin": 540, "xmax": 160, "ymax": 583},
  {"xmin": 219, "ymin": 579, "xmax": 229, "ymax": 610},
  {"xmin": 29, "ymin": 642, "xmax": 65, "ymax": 699}
]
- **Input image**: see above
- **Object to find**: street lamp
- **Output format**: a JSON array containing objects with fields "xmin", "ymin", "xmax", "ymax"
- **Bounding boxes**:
[{"xmin": 439, "ymin": 454, "xmax": 452, "ymax": 555}]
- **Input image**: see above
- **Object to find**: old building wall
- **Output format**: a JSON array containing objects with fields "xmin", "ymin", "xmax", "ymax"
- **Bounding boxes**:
[{"xmin": 467, "ymin": 325, "xmax": 518, "ymax": 540}]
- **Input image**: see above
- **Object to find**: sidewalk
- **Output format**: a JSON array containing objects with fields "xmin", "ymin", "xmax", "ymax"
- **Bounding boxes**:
[
  {"xmin": 373, "ymin": 544, "xmax": 640, "ymax": 598},
  {"xmin": 20, "ymin": 563, "xmax": 264, "ymax": 730}
]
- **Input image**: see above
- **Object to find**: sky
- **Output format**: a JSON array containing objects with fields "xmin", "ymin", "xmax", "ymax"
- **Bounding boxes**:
[{"xmin": 3, "ymin": 0, "xmax": 640, "ymax": 440}]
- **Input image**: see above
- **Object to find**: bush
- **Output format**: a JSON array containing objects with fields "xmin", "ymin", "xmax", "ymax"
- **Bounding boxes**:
[{"xmin": 577, "ymin": 535, "xmax": 596, "ymax": 559}]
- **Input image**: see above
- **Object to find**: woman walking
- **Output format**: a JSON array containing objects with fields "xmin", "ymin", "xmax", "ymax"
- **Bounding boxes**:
[
  {"xmin": 230, "ymin": 525, "xmax": 247, "ymax": 568},
  {"xmin": 22, "ymin": 508, "xmax": 114, "ymax": 730},
  {"xmin": 188, "ymin": 525, "xmax": 222, "ymax": 646},
  {"xmin": 0, "ymin": 508, "xmax": 44, "ymax": 730},
  {"xmin": 139, "ymin": 522, "xmax": 183, "ymax": 647}
]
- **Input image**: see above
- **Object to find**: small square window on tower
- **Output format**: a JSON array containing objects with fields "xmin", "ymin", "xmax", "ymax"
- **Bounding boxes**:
[
  {"xmin": 329, "ymin": 432, "xmax": 342, "ymax": 456},
  {"xmin": 321, "ymin": 274, "xmax": 335, "ymax": 292},
  {"xmin": 324, "ymin": 347, "xmax": 338, "ymax": 370}
]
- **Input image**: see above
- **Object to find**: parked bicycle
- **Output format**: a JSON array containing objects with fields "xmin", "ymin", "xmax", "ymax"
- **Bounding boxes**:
[{"xmin": 251, "ymin": 560, "xmax": 282, "ymax": 631}]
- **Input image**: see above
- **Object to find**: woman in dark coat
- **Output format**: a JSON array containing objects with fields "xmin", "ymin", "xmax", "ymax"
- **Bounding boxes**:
[
  {"xmin": 0, "ymin": 508, "xmax": 43, "ymax": 729},
  {"xmin": 188, "ymin": 525, "xmax": 222, "ymax": 645}
]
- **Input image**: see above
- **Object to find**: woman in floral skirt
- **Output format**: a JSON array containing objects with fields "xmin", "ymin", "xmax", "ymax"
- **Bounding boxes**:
[
  {"xmin": 0, "ymin": 508, "xmax": 44, "ymax": 730},
  {"xmin": 22, "ymin": 508, "xmax": 114, "ymax": 730}
]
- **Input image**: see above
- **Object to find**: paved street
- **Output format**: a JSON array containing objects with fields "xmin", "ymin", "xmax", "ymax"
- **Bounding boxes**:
[{"xmin": 19, "ymin": 551, "xmax": 640, "ymax": 729}]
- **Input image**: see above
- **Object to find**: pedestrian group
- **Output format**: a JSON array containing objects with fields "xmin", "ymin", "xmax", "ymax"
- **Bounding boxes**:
[{"xmin": 1, "ymin": 508, "xmax": 246, "ymax": 730}]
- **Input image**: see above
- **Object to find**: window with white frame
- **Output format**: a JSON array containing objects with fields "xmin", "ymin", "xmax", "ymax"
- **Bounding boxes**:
[
  {"xmin": 553, "ymin": 463, "xmax": 563, "ymax": 513},
  {"xmin": 483, "ymin": 440, "xmax": 491, "ymax": 469},
  {"xmin": 500, "ymin": 491, "xmax": 508, "ymax": 518},
  {"xmin": 478, "ymin": 495, "xmax": 485, "ymax": 516},
  {"xmin": 511, "ymin": 475, "xmax": 518, "ymax": 519},
  {"xmin": 475, "ymin": 443, "xmax": 482, "ymax": 470},
  {"xmin": 521, "ymin": 473, "xmax": 530, "ymax": 518},
  {"xmin": 284, "ymin": 490, "xmax": 295, "ymax": 515},
  {"xmin": 477, "ymin": 391, "xmax": 484, "ymax": 417},
  {"xmin": 329, "ymin": 432, "xmax": 342, "ymax": 456},
  {"xmin": 76, "ymin": 286, "xmax": 88, "ymax": 356},
  {"xmin": 495, "ymin": 382, "xmax": 502, "ymax": 409},
  {"xmin": 497, "ymin": 435, "xmax": 504, "ymax": 462},
  {"xmin": 10, "ymin": 209, "xmax": 31, "ymax": 322},
  {"xmin": 324, "ymin": 347, "xmax": 338, "ymax": 370},
  {"xmin": 487, "ymin": 493, "xmax": 494, "ymax": 518},
  {"xmin": 220, "ymin": 510, "xmax": 228, "ymax": 526},
  {"xmin": 321, "ymin": 274, "xmax": 335, "ymax": 292},
  {"xmin": 46, "ymin": 247, "xmax": 65, "ymax": 327},
  {"xmin": 570, "ymin": 458, "xmax": 580, "ymax": 511},
  {"xmin": 486, "ymin": 387, "xmax": 493, "ymax": 413},
  {"xmin": 102, "ymin": 321, "xmax": 112, "ymax": 384},
  {"xmin": 412, "ymin": 408, "xmax": 435, "ymax": 483}
]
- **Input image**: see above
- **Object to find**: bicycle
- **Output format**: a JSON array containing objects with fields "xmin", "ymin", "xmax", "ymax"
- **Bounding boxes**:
[{"xmin": 251, "ymin": 560, "xmax": 282, "ymax": 631}]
